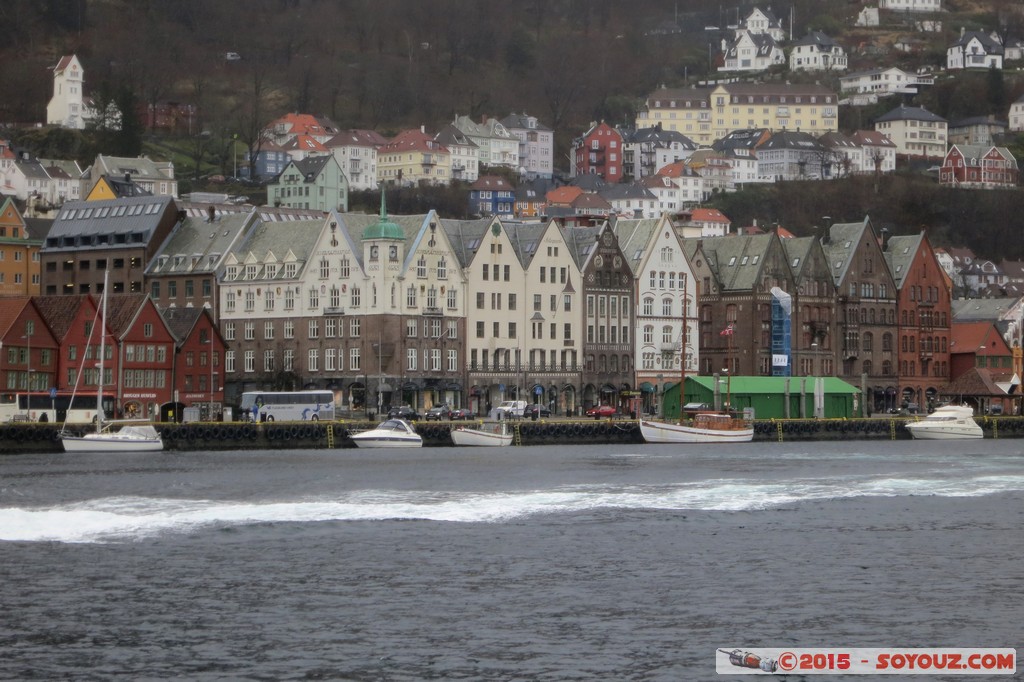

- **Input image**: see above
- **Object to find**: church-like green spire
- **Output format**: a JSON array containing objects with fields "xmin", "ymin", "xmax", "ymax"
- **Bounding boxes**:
[{"xmin": 362, "ymin": 186, "xmax": 404, "ymax": 240}]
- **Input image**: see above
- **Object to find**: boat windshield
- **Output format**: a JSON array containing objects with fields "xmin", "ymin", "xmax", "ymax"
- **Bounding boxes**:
[{"xmin": 380, "ymin": 419, "xmax": 406, "ymax": 431}]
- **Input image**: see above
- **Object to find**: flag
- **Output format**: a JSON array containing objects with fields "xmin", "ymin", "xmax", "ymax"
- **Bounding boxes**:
[{"xmin": 720, "ymin": 324, "xmax": 734, "ymax": 336}]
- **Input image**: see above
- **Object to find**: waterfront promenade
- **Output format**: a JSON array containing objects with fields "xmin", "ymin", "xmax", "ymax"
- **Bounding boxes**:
[{"xmin": 3, "ymin": 414, "xmax": 1024, "ymax": 453}]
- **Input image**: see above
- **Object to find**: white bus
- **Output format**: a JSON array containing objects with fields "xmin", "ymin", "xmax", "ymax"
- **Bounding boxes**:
[
  {"xmin": 0, "ymin": 391, "xmax": 115, "ymax": 424},
  {"xmin": 238, "ymin": 390, "xmax": 335, "ymax": 422}
]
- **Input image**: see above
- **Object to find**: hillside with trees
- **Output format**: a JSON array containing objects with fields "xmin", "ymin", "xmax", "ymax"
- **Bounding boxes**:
[{"xmin": 2, "ymin": 0, "xmax": 1024, "ymax": 259}]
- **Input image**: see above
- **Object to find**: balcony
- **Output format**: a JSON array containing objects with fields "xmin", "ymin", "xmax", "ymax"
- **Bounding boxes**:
[
  {"xmin": 424, "ymin": 306, "xmax": 443, "ymax": 317},
  {"xmin": 323, "ymin": 306, "xmax": 345, "ymax": 315},
  {"xmin": 659, "ymin": 342, "xmax": 678, "ymax": 353}
]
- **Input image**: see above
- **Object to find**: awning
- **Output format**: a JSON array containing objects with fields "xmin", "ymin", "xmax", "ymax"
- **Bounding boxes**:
[
  {"xmin": 378, "ymin": 383, "xmax": 393, "ymax": 392},
  {"xmin": 640, "ymin": 382, "xmax": 655, "ymax": 393},
  {"xmin": 446, "ymin": 382, "xmax": 462, "ymax": 391},
  {"xmin": 303, "ymin": 381, "xmax": 320, "ymax": 389},
  {"xmin": 326, "ymin": 381, "xmax": 341, "ymax": 390},
  {"xmin": 402, "ymin": 381, "xmax": 421, "ymax": 391},
  {"xmin": 600, "ymin": 384, "xmax": 616, "ymax": 393}
]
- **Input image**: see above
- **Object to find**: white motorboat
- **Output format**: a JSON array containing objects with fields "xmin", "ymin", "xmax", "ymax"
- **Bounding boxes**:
[
  {"xmin": 904, "ymin": 405, "xmax": 983, "ymax": 440},
  {"xmin": 61, "ymin": 424, "xmax": 164, "ymax": 453},
  {"xmin": 61, "ymin": 270, "xmax": 164, "ymax": 453},
  {"xmin": 450, "ymin": 421, "xmax": 513, "ymax": 447},
  {"xmin": 349, "ymin": 419, "xmax": 423, "ymax": 448},
  {"xmin": 640, "ymin": 412, "xmax": 754, "ymax": 444}
]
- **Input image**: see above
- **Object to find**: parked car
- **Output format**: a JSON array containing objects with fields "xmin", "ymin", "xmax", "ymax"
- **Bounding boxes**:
[
  {"xmin": 387, "ymin": 405, "xmax": 421, "ymax": 421},
  {"xmin": 586, "ymin": 404, "xmax": 618, "ymax": 419},
  {"xmin": 524, "ymin": 404, "xmax": 551, "ymax": 419},
  {"xmin": 450, "ymin": 408, "xmax": 473, "ymax": 420},
  {"xmin": 424, "ymin": 404, "xmax": 453, "ymax": 421}
]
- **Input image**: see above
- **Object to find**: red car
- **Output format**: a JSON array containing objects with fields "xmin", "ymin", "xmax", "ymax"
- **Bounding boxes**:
[{"xmin": 585, "ymin": 404, "xmax": 618, "ymax": 419}]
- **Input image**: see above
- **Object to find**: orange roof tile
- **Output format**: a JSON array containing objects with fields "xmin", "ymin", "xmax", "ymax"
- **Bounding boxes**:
[{"xmin": 545, "ymin": 186, "xmax": 584, "ymax": 205}]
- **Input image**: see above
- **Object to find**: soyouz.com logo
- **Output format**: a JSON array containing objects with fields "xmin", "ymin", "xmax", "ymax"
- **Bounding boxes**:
[{"xmin": 716, "ymin": 648, "xmax": 1016, "ymax": 674}]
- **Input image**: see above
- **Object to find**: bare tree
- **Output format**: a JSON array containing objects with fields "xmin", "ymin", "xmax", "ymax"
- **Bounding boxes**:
[{"xmin": 234, "ymin": 56, "xmax": 277, "ymax": 178}]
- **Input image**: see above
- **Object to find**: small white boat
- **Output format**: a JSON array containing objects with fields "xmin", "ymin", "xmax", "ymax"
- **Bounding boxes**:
[
  {"xmin": 904, "ymin": 405, "xmax": 982, "ymax": 440},
  {"xmin": 640, "ymin": 412, "xmax": 754, "ymax": 444},
  {"xmin": 451, "ymin": 421, "xmax": 513, "ymax": 447},
  {"xmin": 61, "ymin": 424, "xmax": 164, "ymax": 453},
  {"xmin": 350, "ymin": 419, "xmax": 423, "ymax": 448}
]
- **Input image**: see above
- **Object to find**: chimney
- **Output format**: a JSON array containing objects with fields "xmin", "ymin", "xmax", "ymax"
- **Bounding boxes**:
[{"xmin": 881, "ymin": 227, "xmax": 891, "ymax": 252}]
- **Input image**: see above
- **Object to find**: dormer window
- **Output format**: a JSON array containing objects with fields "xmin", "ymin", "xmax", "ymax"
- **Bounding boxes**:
[{"xmin": 245, "ymin": 264, "xmax": 257, "ymax": 279}]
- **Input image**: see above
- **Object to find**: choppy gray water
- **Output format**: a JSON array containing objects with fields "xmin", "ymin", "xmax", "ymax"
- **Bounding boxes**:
[{"xmin": 1, "ymin": 440, "xmax": 1022, "ymax": 680}]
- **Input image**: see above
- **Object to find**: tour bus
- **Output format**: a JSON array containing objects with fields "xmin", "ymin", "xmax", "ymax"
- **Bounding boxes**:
[
  {"xmin": 238, "ymin": 390, "xmax": 335, "ymax": 422},
  {"xmin": 0, "ymin": 391, "xmax": 115, "ymax": 424}
]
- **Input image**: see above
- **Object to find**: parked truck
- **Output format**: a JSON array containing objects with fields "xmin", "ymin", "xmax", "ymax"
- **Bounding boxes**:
[{"xmin": 494, "ymin": 400, "xmax": 527, "ymax": 420}]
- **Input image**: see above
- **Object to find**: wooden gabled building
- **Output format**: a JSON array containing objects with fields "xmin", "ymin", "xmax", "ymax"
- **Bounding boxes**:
[
  {"xmin": 882, "ymin": 229, "xmax": 953, "ymax": 412},
  {"xmin": 820, "ymin": 217, "xmax": 899, "ymax": 413},
  {"xmin": 686, "ymin": 232, "xmax": 795, "ymax": 378}
]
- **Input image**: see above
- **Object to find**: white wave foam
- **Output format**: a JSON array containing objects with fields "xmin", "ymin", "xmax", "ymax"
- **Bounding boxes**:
[{"xmin": 4, "ymin": 473, "xmax": 1024, "ymax": 543}]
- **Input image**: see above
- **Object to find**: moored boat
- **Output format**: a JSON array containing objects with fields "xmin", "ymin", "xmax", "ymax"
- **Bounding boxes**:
[
  {"xmin": 904, "ymin": 404, "xmax": 982, "ymax": 440},
  {"xmin": 350, "ymin": 418, "xmax": 423, "ymax": 448},
  {"xmin": 450, "ymin": 421, "xmax": 513, "ymax": 447},
  {"xmin": 640, "ymin": 412, "xmax": 754, "ymax": 444},
  {"xmin": 61, "ymin": 424, "xmax": 164, "ymax": 452}
]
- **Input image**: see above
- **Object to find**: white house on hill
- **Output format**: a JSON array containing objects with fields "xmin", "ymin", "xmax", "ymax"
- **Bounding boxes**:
[{"xmin": 46, "ymin": 55, "xmax": 87, "ymax": 130}]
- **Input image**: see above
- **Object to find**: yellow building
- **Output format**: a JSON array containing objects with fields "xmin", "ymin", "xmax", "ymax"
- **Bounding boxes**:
[
  {"xmin": 0, "ymin": 198, "xmax": 41, "ymax": 296},
  {"xmin": 377, "ymin": 128, "xmax": 451, "ymax": 187},
  {"xmin": 84, "ymin": 174, "xmax": 152, "ymax": 201},
  {"xmin": 636, "ymin": 83, "xmax": 839, "ymax": 147}
]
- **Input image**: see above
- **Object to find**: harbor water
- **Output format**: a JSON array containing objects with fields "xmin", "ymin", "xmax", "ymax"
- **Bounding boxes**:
[{"xmin": 1, "ymin": 440, "xmax": 1022, "ymax": 680}]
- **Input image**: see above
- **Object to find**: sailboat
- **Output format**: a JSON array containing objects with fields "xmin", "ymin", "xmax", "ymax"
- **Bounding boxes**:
[
  {"xmin": 61, "ymin": 271, "xmax": 164, "ymax": 453},
  {"xmin": 639, "ymin": 281, "xmax": 753, "ymax": 444}
]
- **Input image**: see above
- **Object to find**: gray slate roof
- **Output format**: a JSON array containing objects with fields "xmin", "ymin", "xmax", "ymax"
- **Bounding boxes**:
[
  {"xmin": 612, "ymin": 217, "xmax": 661, "ymax": 277},
  {"xmin": 43, "ymin": 195, "xmax": 176, "ymax": 251},
  {"xmin": 874, "ymin": 105, "xmax": 946, "ymax": 124},
  {"xmin": 147, "ymin": 208, "xmax": 256, "ymax": 276},
  {"xmin": 882, "ymin": 232, "xmax": 924, "ymax": 290},
  {"xmin": 697, "ymin": 233, "xmax": 776, "ymax": 292}
]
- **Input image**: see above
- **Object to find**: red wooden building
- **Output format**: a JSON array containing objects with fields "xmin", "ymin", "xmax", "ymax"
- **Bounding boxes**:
[{"xmin": 572, "ymin": 122, "xmax": 623, "ymax": 183}]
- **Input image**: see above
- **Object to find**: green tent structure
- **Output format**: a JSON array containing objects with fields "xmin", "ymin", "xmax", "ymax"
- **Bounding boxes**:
[{"xmin": 662, "ymin": 376, "xmax": 863, "ymax": 421}]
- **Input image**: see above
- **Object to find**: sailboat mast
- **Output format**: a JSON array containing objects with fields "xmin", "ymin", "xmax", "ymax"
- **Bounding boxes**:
[
  {"xmin": 679, "ymin": 274, "xmax": 688, "ymax": 424},
  {"xmin": 726, "ymin": 329, "xmax": 732, "ymax": 412},
  {"xmin": 97, "ymin": 270, "xmax": 109, "ymax": 429}
]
